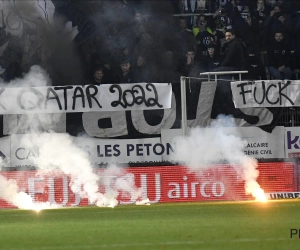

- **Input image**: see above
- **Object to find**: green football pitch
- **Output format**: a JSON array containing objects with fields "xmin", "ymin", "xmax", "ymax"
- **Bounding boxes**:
[{"xmin": 0, "ymin": 200, "xmax": 299, "ymax": 250}]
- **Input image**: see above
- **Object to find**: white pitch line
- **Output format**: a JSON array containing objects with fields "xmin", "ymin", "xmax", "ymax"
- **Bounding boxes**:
[{"xmin": 5, "ymin": 238, "xmax": 291, "ymax": 250}]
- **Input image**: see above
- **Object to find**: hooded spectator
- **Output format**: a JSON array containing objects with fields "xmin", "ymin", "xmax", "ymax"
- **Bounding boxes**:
[{"xmin": 243, "ymin": 45, "xmax": 267, "ymax": 80}]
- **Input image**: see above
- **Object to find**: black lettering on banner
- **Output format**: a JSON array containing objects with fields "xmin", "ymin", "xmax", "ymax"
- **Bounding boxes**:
[
  {"xmin": 153, "ymin": 143, "xmax": 164, "ymax": 155},
  {"xmin": 110, "ymin": 83, "xmax": 163, "ymax": 109},
  {"xmin": 113, "ymin": 145, "xmax": 120, "ymax": 156},
  {"xmin": 127, "ymin": 144, "xmax": 134, "ymax": 156},
  {"xmin": 105, "ymin": 145, "xmax": 112, "ymax": 157},
  {"xmin": 72, "ymin": 86, "xmax": 85, "ymax": 110},
  {"xmin": 279, "ymin": 81, "xmax": 294, "ymax": 105},
  {"xmin": 237, "ymin": 81, "xmax": 254, "ymax": 104},
  {"xmin": 144, "ymin": 144, "xmax": 151, "ymax": 155},
  {"xmin": 254, "ymin": 81, "xmax": 265, "ymax": 104},
  {"xmin": 266, "ymin": 83, "xmax": 279, "ymax": 104},
  {"xmin": 136, "ymin": 143, "xmax": 143, "ymax": 156},
  {"xmin": 45, "ymin": 88, "xmax": 62, "ymax": 110},
  {"xmin": 110, "ymin": 85, "xmax": 124, "ymax": 107},
  {"xmin": 238, "ymin": 81, "xmax": 294, "ymax": 106},
  {"xmin": 145, "ymin": 83, "xmax": 163, "ymax": 108},
  {"xmin": 123, "ymin": 89, "xmax": 135, "ymax": 107},
  {"xmin": 17, "ymin": 87, "xmax": 44, "ymax": 110},
  {"xmin": 132, "ymin": 85, "xmax": 145, "ymax": 105},
  {"xmin": 54, "ymin": 86, "xmax": 73, "ymax": 110},
  {"xmin": 86, "ymin": 85, "xmax": 102, "ymax": 108},
  {"xmin": 15, "ymin": 147, "xmax": 25, "ymax": 160},
  {"xmin": 0, "ymin": 88, "xmax": 6, "ymax": 110}
]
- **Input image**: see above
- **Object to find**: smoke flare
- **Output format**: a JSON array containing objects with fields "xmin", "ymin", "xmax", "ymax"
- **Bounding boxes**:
[{"xmin": 170, "ymin": 116, "xmax": 266, "ymax": 201}]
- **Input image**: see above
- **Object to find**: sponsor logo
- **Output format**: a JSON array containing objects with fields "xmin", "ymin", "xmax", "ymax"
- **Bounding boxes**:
[{"xmin": 266, "ymin": 192, "xmax": 300, "ymax": 199}]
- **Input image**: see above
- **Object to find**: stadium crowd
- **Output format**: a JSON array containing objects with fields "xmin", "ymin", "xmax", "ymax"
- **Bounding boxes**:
[
  {"xmin": 78, "ymin": 0, "xmax": 300, "ymax": 84},
  {"xmin": 1, "ymin": 0, "xmax": 300, "ymax": 85}
]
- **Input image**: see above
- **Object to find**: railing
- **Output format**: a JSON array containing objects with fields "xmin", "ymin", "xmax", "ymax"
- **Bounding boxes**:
[{"xmin": 200, "ymin": 70, "xmax": 248, "ymax": 82}]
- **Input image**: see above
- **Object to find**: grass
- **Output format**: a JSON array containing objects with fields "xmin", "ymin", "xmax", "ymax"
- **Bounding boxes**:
[{"xmin": 0, "ymin": 200, "xmax": 299, "ymax": 250}]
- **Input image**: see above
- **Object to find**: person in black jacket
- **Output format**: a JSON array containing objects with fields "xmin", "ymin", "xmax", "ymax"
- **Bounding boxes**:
[
  {"xmin": 232, "ymin": 11, "xmax": 260, "ymax": 49},
  {"xmin": 243, "ymin": 45, "xmax": 267, "ymax": 80},
  {"xmin": 214, "ymin": 29, "xmax": 245, "ymax": 71},
  {"xmin": 203, "ymin": 43, "xmax": 223, "ymax": 72},
  {"xmin": 113, "ymin": 56, "xmax": 134, "ymax": 83},
  {"xmin": 267, "ymin": 31, "xmax": 292, "ymax": 79}
]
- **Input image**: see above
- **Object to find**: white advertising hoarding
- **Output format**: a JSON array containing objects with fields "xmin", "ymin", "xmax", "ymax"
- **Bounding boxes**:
[
  {"xmin": 6, "ymin": 126, "xmax": 286, "ymax": 168},
  {"xmin": 161, "ymin": 127, "xmax": 285, "ymax": 161}
]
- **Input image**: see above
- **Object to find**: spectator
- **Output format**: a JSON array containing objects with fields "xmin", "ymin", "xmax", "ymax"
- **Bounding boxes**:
[
  {"xmin": 181, "ymin": 0, "xmax": 197, "ymax": 30},
  {"xmin": 214, "ymin": 29, "xmax": 245, "ymax": 71},
  {"xmin": 265, "ymin": 0, "xmax": 277, "ymax": 9},
  {"xmin": 213, "ymin": 0, "xmax": 231, "ymax": 11},
  {"xmin": 89, "ymin": 53, "xmax": 114, "ymax": 83},
  {"xmin": 232, "ymin": 11, "xmax": 260, "ymax": 49},
  {"xmin": 131, "ymin": 54, "xmax": 159, "ymax": 82},
  {"xmin": 213, "ymin": 6, "xmax": 232, "ymax": 33},
  {"xmin": 114, "ymin": 57, "xmax": 133, "ymax": 83},
  {"xmin": 179, "ymin": 46, "xmax": 204, "ymax": 77},
  {"xmin": 271, "ymin": 12, "xmax": 294, "ymax": 48},
  {"xmin": 243, "ymin": 45, "xmax": 267, "ymax": 80},
  {"xmin": 159, "ymin": 49, "xmax": 181, "ymax": 83},
  {"xmin": 174, "ymin": 17, "xmax": 197, "ymax": 58},
  {"xmin": 267, "ymin": 31, "xmax": 292, "ymax": 80},
  {"xmin": 251, "ymin": 0, "xmax": 271, "ymax": 49},
  {"xmin": 203, "ymin": 43, "xmax": 223, "ymax": 71},
  {"xmin": 193, "ymin": 15, "xmax": 223, "ymax": 57},
  {"xmin": 90, "ymin": 66, "xmax": 106, "ymax": 85},
  {"xmin": 252, "ymin": 0, "xmax": 270, "ymax": 25},
  {"xmin": 263, "ymin": 3, "xmax": 283, "ymax": 44},
  {"xmin": 224, "ymin": 0, "xmax": 250, "ymax": 19},
  {"xmin": 132, "ymin": 54, "xmax": 148, "ymax": 82}
]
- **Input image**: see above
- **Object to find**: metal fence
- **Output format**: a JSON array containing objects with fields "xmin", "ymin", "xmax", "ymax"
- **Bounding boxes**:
[{"xmin": 277, "ymin": 107, "xmax": 300, "ymax": 127}]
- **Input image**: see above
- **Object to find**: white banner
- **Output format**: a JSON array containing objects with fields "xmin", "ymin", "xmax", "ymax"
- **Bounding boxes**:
[
  {"xmin": 6, "ymin": 126, "xmax": 286, "ymax": 168},
  {"xmin": 0, "ymin": 83, "xmax": 172, "ymax": 114},
  {"xmin": 231, "ymin": 80, "xmax": 300, "ymax": 108},
  {"xmin": 161, "ymin": 127, "xmax": 285, "ymax": 160},
  {"xmin": 10, "ymin": 135, "xmax": 175, "ymax": 167}
]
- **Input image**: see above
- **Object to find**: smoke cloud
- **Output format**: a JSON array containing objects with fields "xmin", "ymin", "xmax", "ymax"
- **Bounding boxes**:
[
  {"xmin": 0, "ymin": 157, "xmax": 34, "ymax": 209},
  {"xmin": 22, "ymin": 132, "xmax": 143, "ymax": 208},
  {"xmin": 170, "ymin": 115, "xmax": 265, "ymax": 200},
  {"xmin": 0, "ymin": 63, "xmax": 144, "ymax": 209}
]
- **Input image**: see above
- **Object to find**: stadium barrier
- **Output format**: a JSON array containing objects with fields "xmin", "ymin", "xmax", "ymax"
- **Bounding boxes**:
[{"xmin": 0, "ymin": 162, "xmax": 297, "ymax": 208}]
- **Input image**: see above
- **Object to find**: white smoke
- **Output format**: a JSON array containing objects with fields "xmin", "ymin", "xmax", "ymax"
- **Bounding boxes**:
[
  {"xmin": 99, "ymin": 164, "xmax": 143, "ymax": 206},
  {"xmin": 19, "ymin": 132, "xmax": 144, "ymax": 208},
  {"xmin": 7, "ymin": 65, "xmax": 52, "ymax": 87},
  {"xmin": 0, "ymin": 156, "xmax": 34, "ymax": 209},
  {"xmin": 0, "ymin": 64, "xmax": 144, "ymax": 209},
  {"xmin": 170, "ymin": 115, "xmax": 265, "ymax": 200}
]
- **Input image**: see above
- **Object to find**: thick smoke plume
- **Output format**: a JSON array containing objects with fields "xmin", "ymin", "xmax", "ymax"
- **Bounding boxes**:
[
  {"xmin": 22, "ymin": 133, "xmax": 143, "ymax": 208},
  {"xmin": 0, "ymin": 64, "xmax": 143, "ymax": 209},
  {"xmin": 170, "ymin": 115, "xmax": 265, "ymax": 200},
  {"xmin": 0, "ymin": 158, "xmax": 34, "ymax": 209}
]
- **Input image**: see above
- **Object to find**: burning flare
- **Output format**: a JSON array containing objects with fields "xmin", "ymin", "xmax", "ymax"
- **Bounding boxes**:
[{"xmin": 253, "ymin": 188, "xmax": 267, "ymax": 202}]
